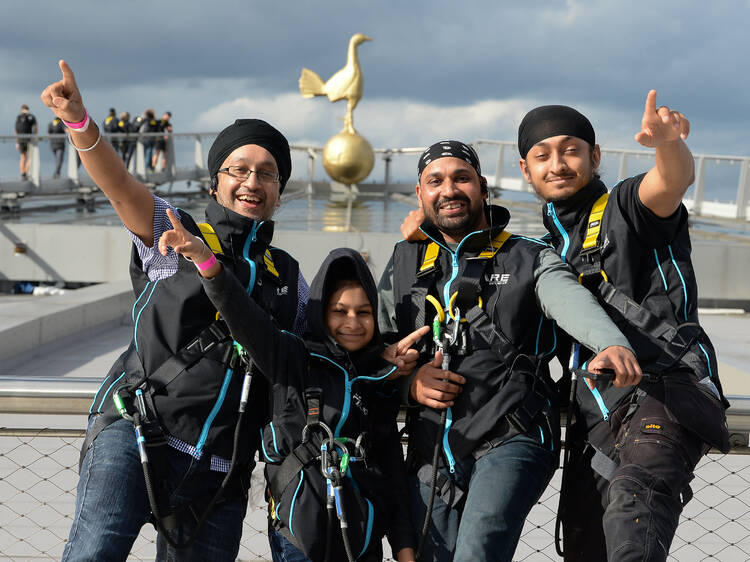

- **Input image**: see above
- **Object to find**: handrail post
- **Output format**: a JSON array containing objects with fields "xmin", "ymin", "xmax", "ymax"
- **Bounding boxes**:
[
  {"xmin": 135, "ymin": 136, "xmax": 146, "ymax": 177},
  {"xmin": 495, "ymin": 143, "xmax": 505, "ymax": 189},
  {"xmin": 307, "ymin": 148, "xmax": 316, "ymax": 230},
  {"xmin": 692, "ymin": 156, "xmax": 706, "ymax": 215},
  {"xmin": 194, "ymin": 136, "xmax": 203, "ymax": 170},
  {"xmin": 66, "ymin": 140, "xmax": 79, "ymax": 183},
  {"xmin": 617, "ymin": 151, "xmax": 627, "ymax": 181},
  {"xmin": 165, "ymin": 135, "xmax": 176, "ymax": 179},
  {"xmin": 29, "ymin": 139, "xmax": 41, "ymax": 188},
  {"xmin": 737, "ymin": 158, "xmax": 750, "ymax": 220}
]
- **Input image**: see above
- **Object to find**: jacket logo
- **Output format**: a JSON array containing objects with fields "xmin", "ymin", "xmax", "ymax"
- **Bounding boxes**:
[
  {"xmin": 487, "ymin": 273, "xmax": 510, "ymax": 285},
  {"xmin": 352, "ymin": 393, "xmax": 368, "ymax": 416},
  {"xmin": 644, "ymin": 423, "xmax": 662, "ymax": 431},
  {"xmin": 276, "ymin": 286, "xmax": 288, "ymax": 296}
]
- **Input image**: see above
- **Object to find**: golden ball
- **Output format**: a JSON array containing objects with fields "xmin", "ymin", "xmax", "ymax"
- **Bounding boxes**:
[{"xmin": 322, "ymin": 130, "xmax": 375, "ymax": 185}]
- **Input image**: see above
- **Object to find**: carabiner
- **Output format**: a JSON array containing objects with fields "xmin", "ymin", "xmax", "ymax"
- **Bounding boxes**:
[{"xmin": 447, "ymin": 291, "xmax": 482, "ymax": 322}]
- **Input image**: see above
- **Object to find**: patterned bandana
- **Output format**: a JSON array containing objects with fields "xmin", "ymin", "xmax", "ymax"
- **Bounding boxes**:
[{"xmin": 418, "ymin": 140, "xmax": 481, "ymax": 178}]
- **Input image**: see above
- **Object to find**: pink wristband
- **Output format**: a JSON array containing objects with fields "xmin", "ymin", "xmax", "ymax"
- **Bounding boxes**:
[
  {"xmin": 195, "ymin": 253, "xmax": 217, "ymax": 271},
  {"xmin": 63, "ymin": 109, "xmax": 89, "ymax": 130}
]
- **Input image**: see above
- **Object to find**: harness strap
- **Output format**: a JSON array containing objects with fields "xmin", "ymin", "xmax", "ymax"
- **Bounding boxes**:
[
  {"xmin": 464, "ymin": 305, "xmax": 520, "ymax": 367},
  {"xmin": 415, "ymin": 463, "xmax": 465, "ymax": 508},
  {"xmin": 414, "ymin": 230, "xmax": 512, "ymax": 327},
  {"xmin": 596, "ymin": 280, "xmax": 714, "ymax": 378},
  {"xmin": 582, "ymin": 193, "xmax": 609, "ymax": 250},
  {"xmin": 197, "ymin": 222, "xmax": 224, "ymax": 255},
  {"xmin": 148, "ymin": 320, "xmax": 232, "ymax": 393},
  {"xmin": 267, "ymin": 440, "xmax": 321, "ymax": 500},
  {"xmin": 577, "ymin": 193, "xmax": 610, "ymax": 289},
  {"xmin": 419, "ymin": 242, "xmax": 440, "ymax": 275},
  {"xmin": 305, "ymin": 387, "xmax": 322, "ymax": 426}
]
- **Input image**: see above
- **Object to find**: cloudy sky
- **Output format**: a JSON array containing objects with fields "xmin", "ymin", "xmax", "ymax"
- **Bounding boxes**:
[{"xmin": 3, "ymin": 1, "xmax": 748, "ymax": 160}]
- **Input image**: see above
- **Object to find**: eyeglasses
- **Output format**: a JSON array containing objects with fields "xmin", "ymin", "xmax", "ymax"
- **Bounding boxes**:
[{"xmin": 218, "ymin": 166, "xmax": 280, "ymax": 184}]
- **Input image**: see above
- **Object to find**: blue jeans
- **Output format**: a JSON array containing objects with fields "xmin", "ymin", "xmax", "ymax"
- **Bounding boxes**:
[
  {"xmin": 62, "ymin": 417, "xmax": 247, "ymax": 562},
  {"xmin": 410, "ymin": 433, "xmax": 557, "ymax": 562},
  {"xmin": 269, "ymin": 526, "xmax": 313, "ymax": 562}
]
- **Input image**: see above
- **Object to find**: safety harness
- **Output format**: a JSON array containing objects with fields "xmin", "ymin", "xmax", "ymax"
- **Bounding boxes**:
[
  {"xmin": 267, "ymin": 387, "xmax": 371, "ymax": 562},
  {"xmin": 411, "ymin": 231, "xmax": 557, "ymax": 559},
  {"xmin": 575, "ymin": 194, "xmax": 724, "ymax": 397},
  {"xmin": 89, "ymin": 222, "xmax": 283, "ymax": 547}
]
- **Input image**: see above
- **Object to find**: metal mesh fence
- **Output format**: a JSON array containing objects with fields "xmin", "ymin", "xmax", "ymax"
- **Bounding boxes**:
[{"xmin": 1, "ymin": 429, "xmax": 749, "ymax": 561}]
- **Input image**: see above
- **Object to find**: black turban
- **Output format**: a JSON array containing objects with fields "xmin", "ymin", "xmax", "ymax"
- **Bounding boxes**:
[
  {"xmin": 207, "ymin": 119, "xmax": 292, "ymax": 192},
  {"xmin": 517, "ymin": 105, "xmax": 595, "ymax": 158},
  {"xmin": 418, "ymin": 140, "xmax": 481, "ymax": 178}
]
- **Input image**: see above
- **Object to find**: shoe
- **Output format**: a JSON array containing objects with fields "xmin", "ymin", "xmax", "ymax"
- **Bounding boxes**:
[
  {"xmin": 21, "ymin": 173, "xmax": 28, "ymax": 180},
  {"xmin": 52, "ymin": 173, "xmax": 60, "ymax": 179}
]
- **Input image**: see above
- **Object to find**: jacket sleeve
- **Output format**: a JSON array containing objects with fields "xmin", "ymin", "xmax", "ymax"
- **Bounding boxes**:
[
  {"xmin": 201, "ymin": 266, "xmax": 304, "ymax": 384},
  {"xmin": 368, "ymin": 376, "xmax": 415, "ymax": 553},
  {"xmin": 534, "ymin": 247, "xmax": 634, "ymax": 354},
  {"xmin": 376, "ymin": 254, "xmax": 400, "ymax": 342}
]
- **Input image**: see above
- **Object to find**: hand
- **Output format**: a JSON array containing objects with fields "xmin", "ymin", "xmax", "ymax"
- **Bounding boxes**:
[
  {"xmin": 396, "ymin": 547, "xmax": 416, "ymax": 562},
  {"xmin": 400, "ymin": 209, "xmax": 427, "ymax": 241},
  {"xmin": 40, "ymin": 60, "xmax": 86, "ymax": 124},
  {"xmin": 158, "ymin": 208, "xmax": 207, "ymax": 260},
  {"xmin": 634, "ymin": 90, "xmax": 690, "ymax": 148},
  {"xmin": 409, "ymin": 350, "xmax": 465, "ymax": 408},
  {"xmin": 382, "ymin": 325, "xmax": 430, "ymax": 379},
  {"xmin": 588, "ymin": 345, "xmax": 642, "ymax": 388}
]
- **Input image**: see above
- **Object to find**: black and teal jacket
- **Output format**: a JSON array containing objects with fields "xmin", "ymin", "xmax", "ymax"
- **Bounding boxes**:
[
  {"xmin": 543, "ymin": 175, "xmax": 729, "ymax": 449},
  {"xmin": 88, "ymin": 199, "xmax": 301, "ymax": 465},
  {"xmin": 202, "ymin": 248, "xmax": 414, "ymax": 561},
  {"xmin": 380, "ymin": 205, "xmax": 560, "ymax": 470}
]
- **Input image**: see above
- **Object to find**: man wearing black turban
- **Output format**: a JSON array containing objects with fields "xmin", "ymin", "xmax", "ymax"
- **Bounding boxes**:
[
  {"xmin": 42, "ymin": 60, "xmax": 308, "ymax": 561},
  {"xmin": 518, "ymin": 92, "xmax": 730, "ymax": 561}
]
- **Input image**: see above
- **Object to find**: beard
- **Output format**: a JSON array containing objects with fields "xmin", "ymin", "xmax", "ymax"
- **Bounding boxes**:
[{"xmin": 425, "ymin": 194, "xmax": 483, "ymax": 237}]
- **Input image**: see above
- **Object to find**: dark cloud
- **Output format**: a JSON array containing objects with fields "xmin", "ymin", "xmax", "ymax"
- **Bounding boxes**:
[{"xmin": 2, "ymin": 0, "xmax": 748, "ymax": 155}]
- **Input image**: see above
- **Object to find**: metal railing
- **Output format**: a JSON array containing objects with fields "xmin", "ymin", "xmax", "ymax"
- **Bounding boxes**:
[
  {"xmin": 1, "ymin": 379, "xmax": 749, "ymax": 561},
  {"xmin": 3, "ymin": 134, "xmax": 749, "ymax": 220}
]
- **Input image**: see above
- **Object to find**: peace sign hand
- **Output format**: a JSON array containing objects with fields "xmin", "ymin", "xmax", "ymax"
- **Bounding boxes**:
[
  {"xmin": 158, "ymin": 208, "xmax": 208, "ymax": 261},
  {"xmin": 634, "ymin": 90, "xmax": 690, "ymax": 148},
  {"xmin": 40, "ymin": 60, "xmax": 86, "ymax": 123}
]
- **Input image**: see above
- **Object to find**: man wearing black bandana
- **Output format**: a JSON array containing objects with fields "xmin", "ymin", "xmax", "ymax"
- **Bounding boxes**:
[
  {"xmin": 517, "ymin": 93, "xmax": 730, "ymax": 561},
  {"xmin": 379, "ymin": 140, "xmax": 641, "ymax": 561},
  {"xmin": 42, "ymin": 61, "xmax": 307, "ymax": 561}
]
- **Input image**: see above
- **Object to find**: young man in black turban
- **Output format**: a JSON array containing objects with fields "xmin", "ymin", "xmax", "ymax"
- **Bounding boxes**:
[
  {"xmin": 517, "ymin": 92, "xmax": 730, "ymax": 561},
  {"xmin": 42, "ymin": 60, "xmax": 307, "ymax": 561}
]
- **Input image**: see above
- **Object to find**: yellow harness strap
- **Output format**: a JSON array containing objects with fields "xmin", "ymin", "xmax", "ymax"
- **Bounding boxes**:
[
  {"xmin": 197, "ymin": 222, "xmax": 280, "ymax": 278},
  {"xmin": 578, "ymin": 193, "xmax": 611, "ymax": 284},
  {"xmin": 419, "ymin": 242, "xmax": 441, "ymax": 274},
  {"xmin": 419, "ymin": 230, "xmax": 512, "ymax": 273},
  {"xmin": 197, "ymin": 223, "xmax": 224, "ymax": 255},
  {"xmin": 264, "ymin": 250, "xmax": 280, "ymax": 278},
  {"xmin": 478, "ymin": 230, "xmax": 512, "ymax": 259},
  {"xmin": 582, "ymin": 193, "xmax": 610, "ymax": 250}
]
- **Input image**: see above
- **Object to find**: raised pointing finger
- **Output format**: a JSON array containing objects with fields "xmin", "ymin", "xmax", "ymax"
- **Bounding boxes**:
[
  {"xmin": 644, "ymin": 89, "xmax": 658, "ymax": 114},
  {"xmin": 59, "ymin": 60, "xmax": 77, "ymax": 89},
  {"xmin": 165, "ymin": 208, "xmax": 184, "ymax": 231}
]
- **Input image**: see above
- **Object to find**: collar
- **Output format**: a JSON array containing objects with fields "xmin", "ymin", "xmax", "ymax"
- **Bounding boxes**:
[
  {"xmin": 542, "ymin": 179, "xmax": 608, "ymax": 232},
  {"xmin": 204, "ymin": 198, "xmax": 275, "ymax": 260},
  {"xmin": 419, "ymin": 204, "xmax": 511, "ymax": 254}
]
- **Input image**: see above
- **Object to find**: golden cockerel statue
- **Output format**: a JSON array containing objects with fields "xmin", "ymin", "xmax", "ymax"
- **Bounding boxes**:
[{"xmin": 299, "ymin": 33, "xmax": 371, "ymax": 133}]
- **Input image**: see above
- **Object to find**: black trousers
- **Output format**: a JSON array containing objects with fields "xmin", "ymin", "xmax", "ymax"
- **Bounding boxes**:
[{"xmin": 560, "ymin": 385, "xmax": 706, "ymax": 562}]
